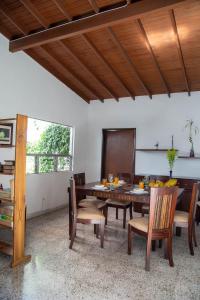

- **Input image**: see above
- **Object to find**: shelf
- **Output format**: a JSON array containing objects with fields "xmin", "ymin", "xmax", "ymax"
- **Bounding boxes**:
[
  {"xmin": 136, "ymin": 149, "xmax": 178, "ymax": 152},
  {"xmin": 178, "ymin": 156, "xmax": 200, "ymax": 159},
  {"xmin": 0, "ymin": 240, "xmax": 13, "ymax": 256},
  {"xmin": 0, "ymin": 145, "xmax": 15, "ymax": 148},
  {"xmin": 0, "ymin": 172, "xmax": 15, "ymax": 176},
  {"xmin": 0, "ymin": 220, "xmax": 13, "ymax": 229},
  {"xmin": 0, "ymin": 198, "xmax": 14, "ymax": 205}
]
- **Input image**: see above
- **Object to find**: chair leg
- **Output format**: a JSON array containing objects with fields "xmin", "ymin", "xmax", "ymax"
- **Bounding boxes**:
[
  {"xmin": 96, "ymin": 224, "xmax": 99, "ymax": 239},
  {"xmin": 193, "ymin": 222, "xmax": 198, "ymax": 247},
  {"xmin": 69, "ymin": 222, "xmax": 76, "ymax": 249},
  {"xmin": 104, "ymin": 206, "xmax": 108, "ymax": 226},
  {"xmin": 145, "ymin": 237, "xmax": 152, "ymax": 271},
  {"xmin": 164, "ymin": 238, "xmax": 168, "ymax": 259},
  {"xmin": 129, "ymin": 203, "xmax": 133, "ymax": 219},
  {"xmin": 100, "ymin": 223, "xmax": 104, "ymax": 248},
  {"xmin": 188, "ymin": 225, "xmax": 194, "ymax": 255},
  {"xmin": 116, "ymin": 208, "xmax": 118, "ymax": 219},
  {"xmin": 128, "ymin": 224, "xmax": 132, "ymax": 255},
  {"xmin": 123, "ymin": 208, "xmax": 126, "ymax": 229},
  {"xmin": 152, "ymin": 240, "xmax": 156, "ymax": 251},
  {"xmin": 105, "ymin": 205, "xmax": 108, "ymax": 225},
  {"xmin": 159, "ymin": 240, "xmax": 163, "ymax": 248},
  {"xmin": 167, "ymin": 233, "xmax": 174, "ymax": 267},
  {"xmin": 94, "ymin": 224, "xmax": 96, "ymax": 234}
]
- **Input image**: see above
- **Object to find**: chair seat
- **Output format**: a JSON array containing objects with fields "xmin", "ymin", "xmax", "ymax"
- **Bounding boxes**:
[
  {"xmin": 174, "ymin": 210, "xmax": 189, "ymax": 224},
  {"xmin": 128, "ymin": 216, "xmax": 149, "ymax": 232},
  {"xmin": 79, "ymin": 198, "xmax": 106, "ymax": 209},
  {"xmin": 106, "ymin": 199, "xmax": 131, "ymax": 206},
  {"xmin": 77, "ymin": 208, "xmax": 105, "ymax": 221}
]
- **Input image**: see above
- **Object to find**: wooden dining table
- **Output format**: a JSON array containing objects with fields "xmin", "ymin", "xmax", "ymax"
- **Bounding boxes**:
[{"xmin": 68, "ymin": 182, "xmax": 184, "ymax": 238}]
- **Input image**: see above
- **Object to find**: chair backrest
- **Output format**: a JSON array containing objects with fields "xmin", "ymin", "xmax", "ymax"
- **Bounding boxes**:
[
  {"xmin": 117, "ymin": 172, "xmax": 132, "ymax": 184},
  {"xmin": 70, "ymin": 178, "xmax": 77, "ymax": 219},
  {"xmin": 73, "ymin": 173, "xmax": 85, "ymax": 185},
  {"xmin": 189, "ymin": 182, "xmax": 200, "ymax": 221},
  {"xmin": 148, "ymin": 187, "xmax": 178, "ymax": 233}
]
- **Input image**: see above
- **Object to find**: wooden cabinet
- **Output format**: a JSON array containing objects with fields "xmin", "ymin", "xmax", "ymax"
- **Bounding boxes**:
[{"xmin": 0, "ymin": 115, "xmax": 31, "ymax": 267}]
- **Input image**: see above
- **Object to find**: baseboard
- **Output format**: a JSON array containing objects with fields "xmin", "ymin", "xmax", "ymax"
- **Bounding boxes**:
[{"xmin": 27, "ymin": 204, "xmax": 68, "ymax": 220}]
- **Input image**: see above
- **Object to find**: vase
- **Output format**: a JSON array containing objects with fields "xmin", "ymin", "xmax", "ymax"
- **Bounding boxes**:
[
  {"xmin": 169, "ymin": 170, "xmax": 173, "ymax": 178},
  {"xmin": 190, "ymin": 143, "xmax": 195, "ymax": 157}
]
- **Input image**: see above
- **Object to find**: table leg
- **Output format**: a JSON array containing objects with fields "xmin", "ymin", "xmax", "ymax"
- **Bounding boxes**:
[{"xmin": 176, "ymin": 227, "xmax": 182, "ymax": 236}]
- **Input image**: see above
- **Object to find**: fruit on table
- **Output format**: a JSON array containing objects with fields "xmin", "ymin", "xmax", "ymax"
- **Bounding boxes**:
[
  {"xmin": 164, "ymin": 179, "xmax": 177, "ymax": 187},
  {"xmin": 148, "ymin": 179, "xmax": 177, "ymax": 188}
]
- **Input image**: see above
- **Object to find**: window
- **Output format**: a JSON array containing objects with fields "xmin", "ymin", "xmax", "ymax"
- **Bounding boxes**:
[{"xmin": 26, "ymin": 118, "xmax": 73, "ymax": 174}]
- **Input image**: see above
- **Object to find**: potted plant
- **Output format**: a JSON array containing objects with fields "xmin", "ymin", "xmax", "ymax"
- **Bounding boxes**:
[
  {"xmin": 185, "ymin": 119, "xmax": 199, "ymax": 157},
  {"xmin": 167, "ymin": 148, "xmax": 177, "ymax": 178}
]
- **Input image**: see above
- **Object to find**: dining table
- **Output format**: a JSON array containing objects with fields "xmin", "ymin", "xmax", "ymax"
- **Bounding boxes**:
[{"xmin": 68, "ymin": 182, "xmax": 184, "ymax": 238}]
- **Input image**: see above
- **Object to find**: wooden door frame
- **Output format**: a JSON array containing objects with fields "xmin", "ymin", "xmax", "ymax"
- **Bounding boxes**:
[{"xmin": 101, "ymin": 128, "xmax": 136, "ymax": 180}]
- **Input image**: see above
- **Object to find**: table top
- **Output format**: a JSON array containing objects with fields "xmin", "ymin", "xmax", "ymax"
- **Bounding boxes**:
[{"xmin": 76, "ymin": 182, "xmax": 184, "ymax": 203}]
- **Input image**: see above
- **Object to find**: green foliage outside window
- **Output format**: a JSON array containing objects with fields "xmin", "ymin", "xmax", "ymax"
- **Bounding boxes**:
[{"xmin": 27, "ymin": 124, "xmax": 71, "ymax": 173}]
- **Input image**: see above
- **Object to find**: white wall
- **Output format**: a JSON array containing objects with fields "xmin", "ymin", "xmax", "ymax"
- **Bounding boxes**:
[
  {"xmin": 86, "ymin": 93, "xmax": 200, "ymax": 181},
  {"xmin": 0, "ymin": 35, "xmax": 88, "ymax": 217},
  {"xmin": 1, "ymin": 33, "xmax": 200, "ymax": 218}
]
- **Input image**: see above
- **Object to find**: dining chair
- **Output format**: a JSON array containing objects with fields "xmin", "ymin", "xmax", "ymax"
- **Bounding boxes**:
[
  {"xmin": 197, "ymin": 202, "xmax": 200, "ymax": 225},
  {"xmin": 105, "ymin": 173, "xmax": 132, "ymax": 228},
  {"xmin": 74, "ymin": 173, "xmax": 106, "ymax": 210},
  {"xmin": 128, "ymin": 186, "xmax": 178, "ymax": 271},
  {"xmin": 69, "ymin": 178, "xmax": 105, "ymax": 249},
  {"xmin": 174, "ymin": 182, "xmax": 200, "ymax": 255}
]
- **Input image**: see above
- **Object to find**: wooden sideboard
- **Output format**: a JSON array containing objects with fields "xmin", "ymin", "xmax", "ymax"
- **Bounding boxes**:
[{"xmin": 133, "ymin": 174, "xmax": 200, "ymax": 223}]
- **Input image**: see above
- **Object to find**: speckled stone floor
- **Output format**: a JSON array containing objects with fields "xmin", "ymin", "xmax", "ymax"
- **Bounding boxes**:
[{"xmin": 0, "ymin": 208, "xmax": 200, "ymax": 300}]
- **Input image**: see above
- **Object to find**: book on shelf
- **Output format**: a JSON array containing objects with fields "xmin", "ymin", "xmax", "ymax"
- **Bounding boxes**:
[
  {"xmin": 0, "ymin": 206, "xmax": 13, "ymax": 216},
  {"xmin": 0, "ymin": 180, "xmax": 14, "ymax": 201},
  {"xmin": 0, "ymin": 214, "xmax": 13, "ymax": 228},
  {"xmin": 3, "ymin": 165, "xmax": 15, "ymax": 170},
  {"xmin": 4, "ymin": 160, "xmax": 15, "ymax": 166}
]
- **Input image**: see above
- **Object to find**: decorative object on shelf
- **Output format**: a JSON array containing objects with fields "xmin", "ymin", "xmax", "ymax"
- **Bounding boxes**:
[
  {"xmin": 167, "ymin": 148, "xmax": 177, "ymax": 178},
  {"xmin": 154, "ymin": 142, "xmax": 159, "ymax": 150},
  {"xmin": 0, "ymin": 123, "xmax": 13, "ymax": 146},
  {"xmin": 185, "ymin": 119, "xmax": 199, "ymax": 157}
]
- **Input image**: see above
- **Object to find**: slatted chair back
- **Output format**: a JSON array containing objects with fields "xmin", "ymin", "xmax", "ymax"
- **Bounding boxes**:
[
  {"xmin": 74, "ymin": 173, "xmax": 85, "ymax": 185},
  {"xmin": 117, "ymin": 172, "xmax": 132, "ymax": 184},
  {"xmin": 70, "ymin": 178, "xmax": 78, "ymax": 219},
  {"xmin": 189, "ymin": 182, "xmax": 200, "ymax": 221},
  {"xmin": 149, "ymin": 187, "xmax": 178, "ymax": 233}
]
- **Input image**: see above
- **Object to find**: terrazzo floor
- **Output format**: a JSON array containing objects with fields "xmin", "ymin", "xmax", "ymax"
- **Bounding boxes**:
[{"xmin": 0, "ymin": 208, "xmax": 200, "ymax": 300}]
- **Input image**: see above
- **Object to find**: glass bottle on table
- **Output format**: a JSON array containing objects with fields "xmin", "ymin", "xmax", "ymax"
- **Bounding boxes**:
[{"xmin": 108, "ymin": 173, "xmax": 114, "ymax": 183}]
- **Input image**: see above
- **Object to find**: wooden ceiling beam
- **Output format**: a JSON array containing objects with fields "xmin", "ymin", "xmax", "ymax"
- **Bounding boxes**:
[
  {"xmin": 9, "ymin": 0, "xmax": 188, "ymax": 52},
  {"xmin": 3, "ymin": 1, "xmax": 96, "ymax": 103},
  {"xmin": 0, "ymin": 4, "xmax": 27, "ymax": 35},
  {"xmin": 19, "ymin": 0, "xmax": 49, "ymax": 28},
  {"xmin": 59, "ymin": 41, "xmax": 118, "ymax": 102},
  {"xmin": 51, "ymin": 0, "xmax": 72, "ymax": 21},
  {"xmin": 169, "ymin": 9, "xmax": 190, "ymax": 96},
  {"xmin": 39, "ymin": 46, "xmax": 94, "ymax": 103},
  {"xmin": 88, "ymin": 0, "xmax": 100, "ymax": 13},
  {"xmin": 82, "ymin": 34, "xmax": 135, "ymax": 100},
  {"xmin": 107, "ymin": 27, "xmax": 152, "ymax": 98},
  {"xmin": 136, "ymin": 19, "xmax": 171, "ymax": 97},
  {"xmin": 26, "ymin": 48, "xmax": 90, "ymax": 102}
]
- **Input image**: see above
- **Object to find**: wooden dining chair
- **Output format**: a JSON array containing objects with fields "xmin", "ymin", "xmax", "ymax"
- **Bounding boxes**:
[
  {"xmin": 128, "ymin": 186, "xmax": 178, "ymax": 271},
  {"xmin": 105, "ymin": 173, "xmax": 132, "ymax": 228},
  {"xmin": 74, "ymin": 173, "xmax": 106, "ymax": 210},
  {"xmin": 174, "ymin": 182, "xmax": 200, "ymax": 255},
  {"xmin": 69, "ymin": 178, "xmax": 105, "ymax": 249}
]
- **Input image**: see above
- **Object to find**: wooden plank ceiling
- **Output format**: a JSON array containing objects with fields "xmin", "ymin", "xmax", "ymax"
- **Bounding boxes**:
[{"xmin": 0, "ymin": 0, "xmax": 199, "ymax": 103}]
